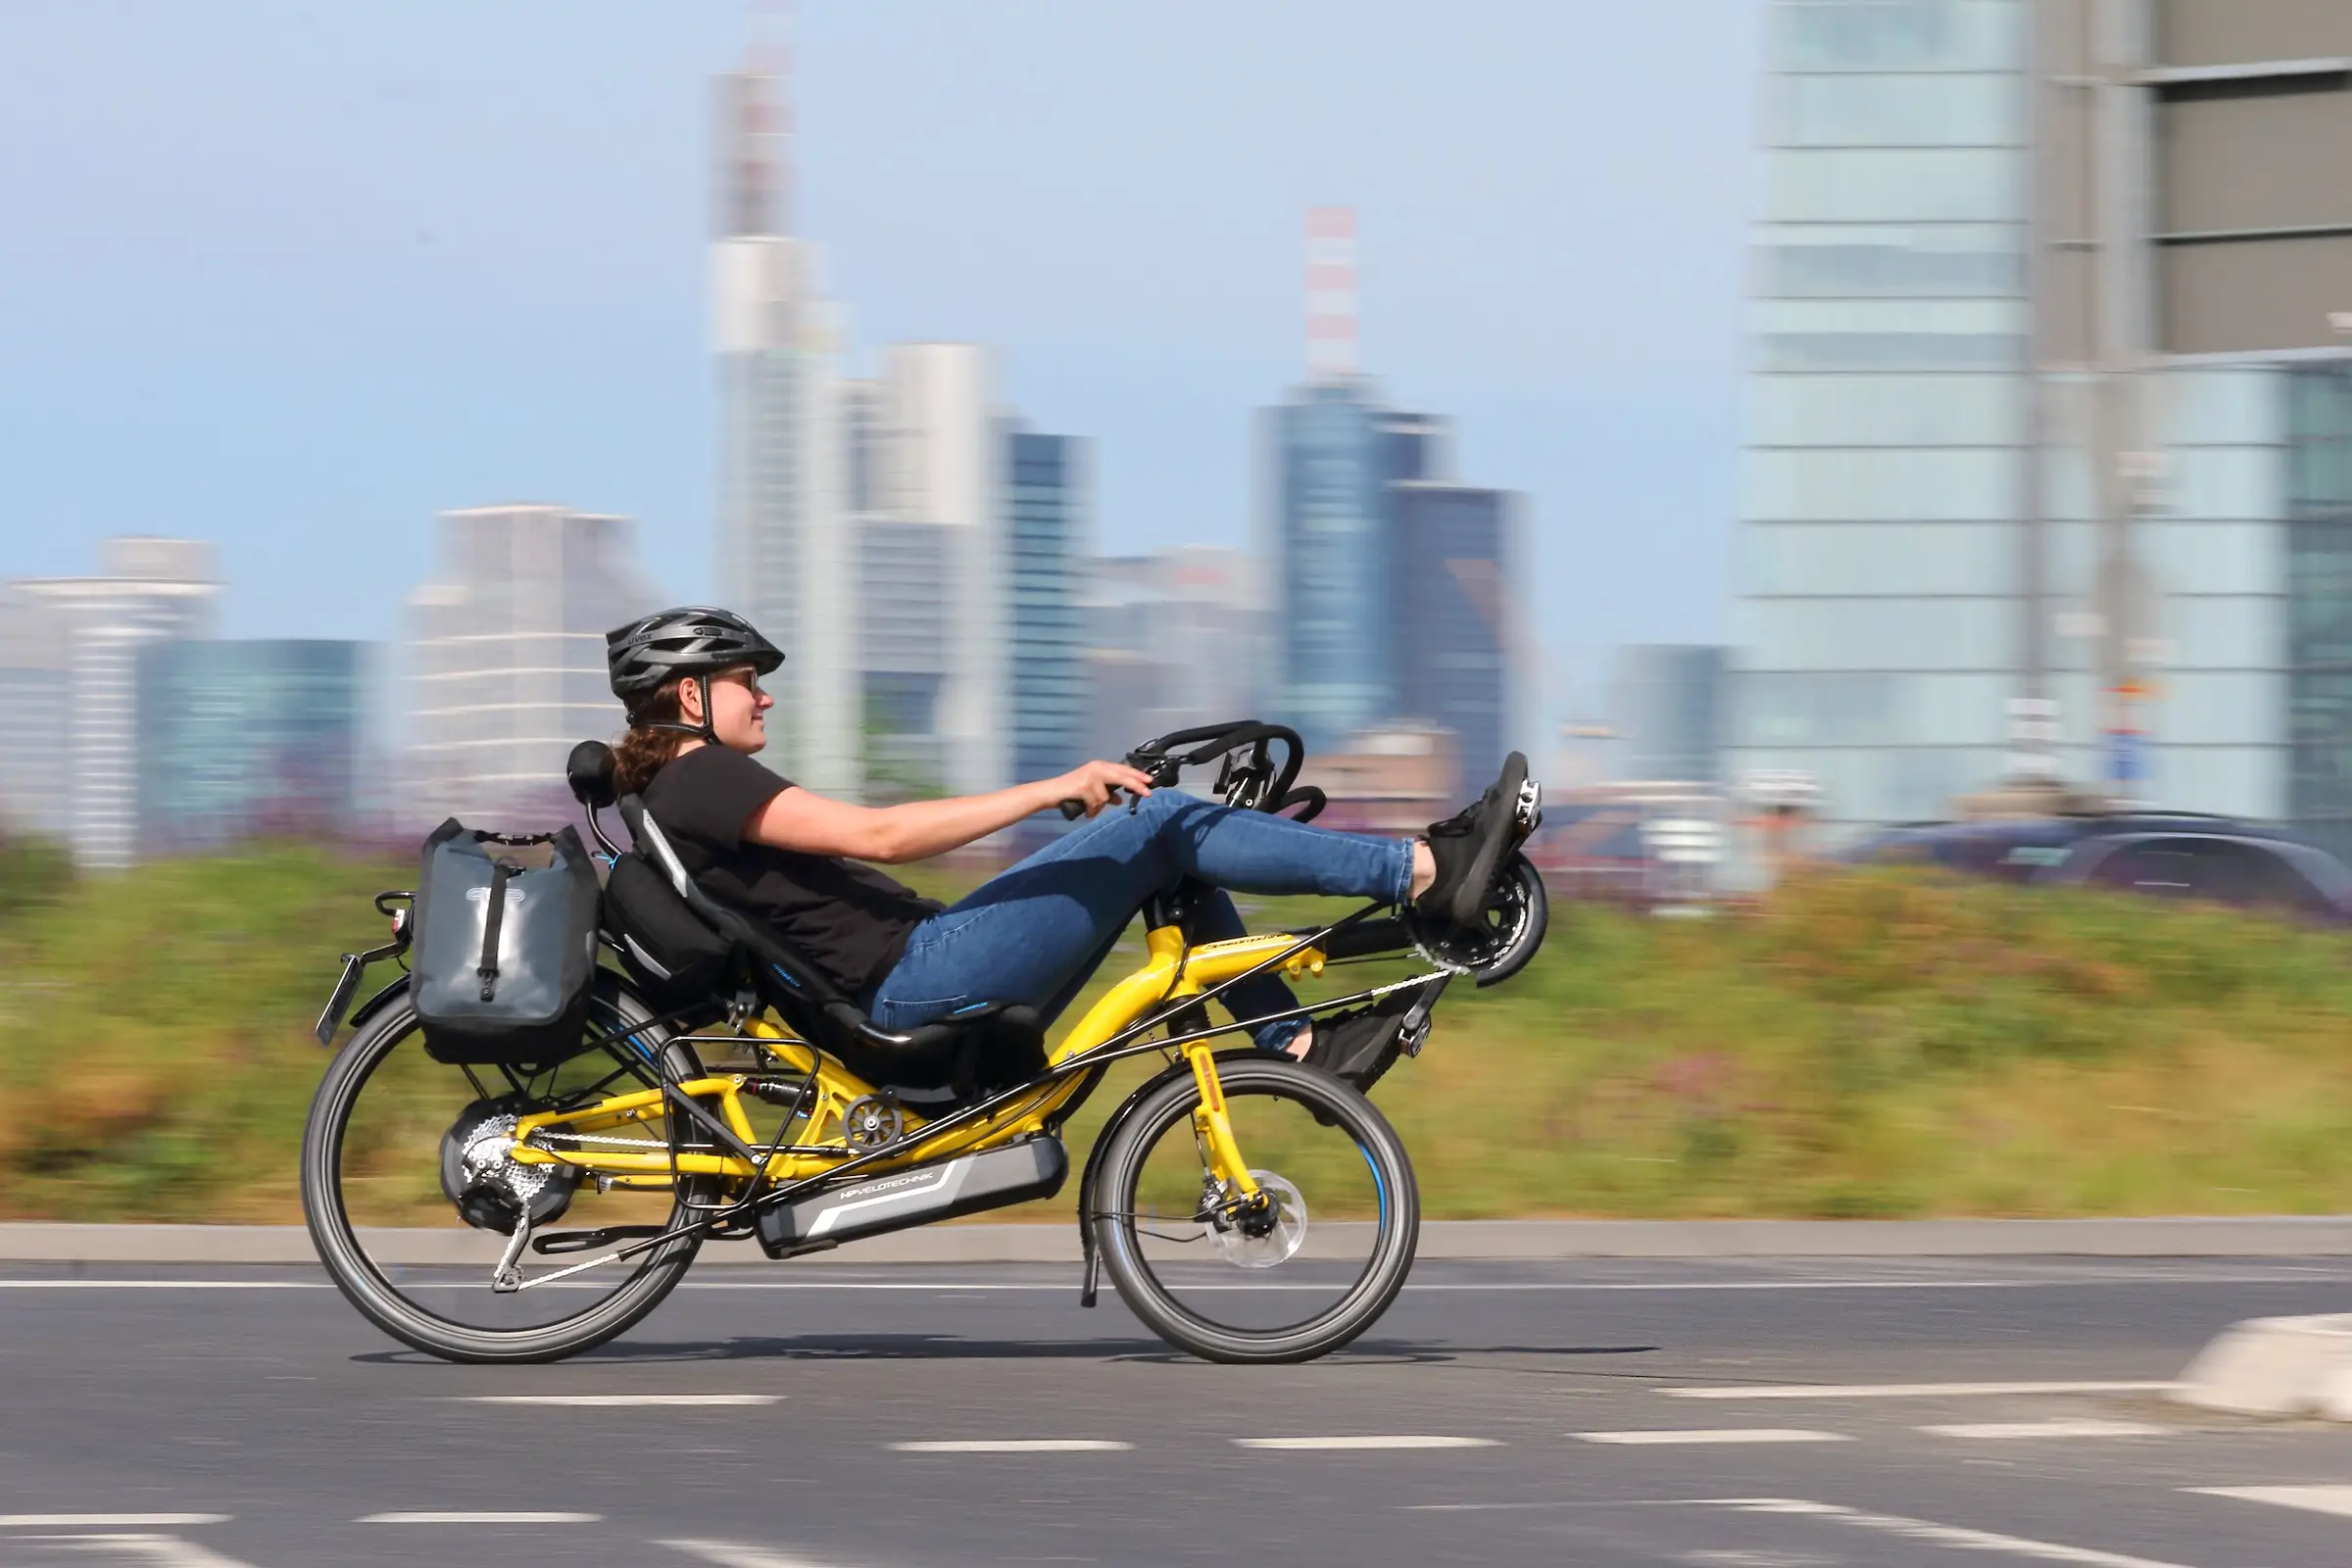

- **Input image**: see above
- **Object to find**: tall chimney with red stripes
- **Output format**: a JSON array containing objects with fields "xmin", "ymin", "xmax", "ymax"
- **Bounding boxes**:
[{"xmin": 1304, "ymin": 206, "xmax": 1358, "ymax": 381}]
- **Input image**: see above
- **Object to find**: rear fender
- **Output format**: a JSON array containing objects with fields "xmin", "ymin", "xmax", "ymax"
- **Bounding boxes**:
[{"xmin": 347, "ymin": 972, "xmax": 412, "ymax": 1036}]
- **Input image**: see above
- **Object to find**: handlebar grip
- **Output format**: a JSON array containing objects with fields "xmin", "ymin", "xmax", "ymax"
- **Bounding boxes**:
[{"xmin": 1058, "ymin": 799, "xmax": 1086, "ymax": 820}]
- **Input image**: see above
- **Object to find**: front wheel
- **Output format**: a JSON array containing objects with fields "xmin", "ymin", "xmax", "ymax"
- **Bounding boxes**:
[{"xmin": 1092, "ymin": 1054, "xmax": 1419, "ymax": 1364}]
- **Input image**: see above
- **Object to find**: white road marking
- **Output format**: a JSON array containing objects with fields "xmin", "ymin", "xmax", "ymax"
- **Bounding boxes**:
[
  {"xmin": 459, "ymin": 1395, "xmax": 781, "ymax": 1406},
  {"xmin": 1662, "ymin": 1381, "xmax": 2180, "ymax": 1399},
  {"xmin": 889, "ymin": 1440, "xmax": 1132, "ymax": 1453},
  {"xmin": 358, "ymin": 1511, "xmax": 601, "ymax": 1524},
  {"xmin": 1701, "ymin": 1498, "xmax": 2192, "ymax": 1568},
  {"xmin": 0, "ymin": 1533, "xmax": 257, "ymax": 1566},
  {"xmin": 662, "ymin": 1542, "xmax": 839, "ymax": 1568},
  {"xmin": 680, "ymin": 1275, "xmax": 2343, "ymax": 1294},
  {"xmin": 1234, "ymin": 1436, "xmax": 1502, "ymax": 1450},
  {"xmin": 1572, "ymin": 1429, "xmax": 1849, "ymax": 1446},
  {"xmin": 2190, "ymin": 1485, "xmax": 2352, "ymax": 1520},
  {"xmin": 1924, "ymin": 1419, "xmax": 2170, "ymax": 1440},
  {"xmin": 0, "ymin": 1272, "xmax": 2333, "ymax": 1293},
  {"xmin": 0, "ymin": 1282, "xmax": 330, "ymax": 1291},
  {"xmin": 0, "ymin": 1518, "xmax": 229, "ymax": 1528}
]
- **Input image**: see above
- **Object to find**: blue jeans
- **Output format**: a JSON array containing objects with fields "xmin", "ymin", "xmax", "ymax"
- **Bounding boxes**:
[{"xmin": 866, "ymin": 790, "xmax": 1416, "ymax": 1051}]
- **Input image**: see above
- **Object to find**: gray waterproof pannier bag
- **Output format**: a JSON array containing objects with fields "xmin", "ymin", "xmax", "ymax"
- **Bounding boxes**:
[{"xmin": 411, "ymin": 819, "xmax": 602, "ymax": 1066}]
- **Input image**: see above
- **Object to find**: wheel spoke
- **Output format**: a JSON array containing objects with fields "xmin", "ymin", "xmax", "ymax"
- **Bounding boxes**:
[
  {"xmin": 302, "ymin": 975, "xmax": 718, "ymax": 1361},
  {"xmin": 1092, "ymin": 1057, "xmax": 1418, "ymax": 1363}
]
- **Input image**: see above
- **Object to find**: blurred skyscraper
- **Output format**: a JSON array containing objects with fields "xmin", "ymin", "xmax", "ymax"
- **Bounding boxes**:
[
  {"xmin": 136, "ymin": 639, "xmax": 367, "ymax": 856},
  {"xmin": 1260, "ymin": 209, "xmax": 1522, "ymax": 788},
  {"xmin": 711, "ymin": 58, "xmax": 859, "ymax": 798},
  {"xmin": 1005, "ymin": 428, "xmax": 1091, "ymax": 796},
  {"xmin": 1261, "ymin": 381, "xmax": 1438, "ymax": 752},
  {"xmin": 1082, "ymin": 546, "xmax": 1270, "ymax": 760},
  {"xmin": 1393, "ymin": 482, "xmax": 1518, "ymax": 783},
  {"xmin": 1727, "ymin": 0, "xmax": 2352, "ymax": 846},
  {"xmin": 1610, "ymin": 645, "xmax": 1726, "ymax": 783},
  {"xmin": 1726, "ymin": 0, "xmax": 2035, "ymax": 836},
  {"xmin": 403, "ymin": 504, "xmax": 661, "ymax": 826},
  {"xmin": 0, "ymin": 538, "xmax": 220, "ymax": 867},
  {"xmin": 844, "ymin": 346, "xmax": 1081, "ymax": 803}
]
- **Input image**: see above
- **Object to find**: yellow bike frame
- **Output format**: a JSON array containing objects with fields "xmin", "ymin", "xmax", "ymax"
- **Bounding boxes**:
[{"xmin": 505, "ymin": 922, "xmax": 1337, "ymax": 1200}]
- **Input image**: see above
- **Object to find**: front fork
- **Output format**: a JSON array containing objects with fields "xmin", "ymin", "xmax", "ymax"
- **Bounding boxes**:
[
  {"xmin": 1078, "ymin": 1042, "xmax": 1262, "ymax": 1310},
  {"xmin": 1183, "ymin": 1042, "xmax": 1261, "ymax": 1201}
]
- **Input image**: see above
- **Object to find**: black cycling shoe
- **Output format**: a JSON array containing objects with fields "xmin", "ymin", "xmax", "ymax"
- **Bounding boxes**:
[
  {"xmin": 1299, "ymin": 991, "xmax": 1422, "ymax": 1094},
  {"xmin": 1415, "ymin": 751, "xmax": 1532, "ymax": 929}
]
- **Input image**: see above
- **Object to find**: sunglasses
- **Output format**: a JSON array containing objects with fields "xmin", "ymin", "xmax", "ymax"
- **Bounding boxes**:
[{"xmin": 711, "ymin": 669, "xmax": 768, "ymax": 701}]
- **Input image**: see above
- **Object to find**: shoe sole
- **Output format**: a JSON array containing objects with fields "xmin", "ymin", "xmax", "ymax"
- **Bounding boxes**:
[{"xmin": 1446, "ymin": 753, "xmax": 1530, "ymax": 927}]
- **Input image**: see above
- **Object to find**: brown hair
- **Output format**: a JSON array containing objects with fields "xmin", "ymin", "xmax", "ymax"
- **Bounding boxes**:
[{"xmin": 611, "ymin": 679, "xmax": 688, "ymax": 797}]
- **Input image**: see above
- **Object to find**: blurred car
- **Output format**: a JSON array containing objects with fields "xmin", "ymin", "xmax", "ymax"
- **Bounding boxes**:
[{"xmin": 1848, "ymin": 813, "xmax": 2352, "ymax": 922}]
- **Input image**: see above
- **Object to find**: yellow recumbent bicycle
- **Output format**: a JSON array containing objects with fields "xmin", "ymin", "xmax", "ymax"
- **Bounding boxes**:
[{"xmin": 300, "ymin": 721, "xmax": 1546, "ymax": 1365}]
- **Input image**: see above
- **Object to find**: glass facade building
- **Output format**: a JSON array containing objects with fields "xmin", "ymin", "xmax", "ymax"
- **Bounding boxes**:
[
  {"xmin": 1392, "ymin": 482, "xmax": 1512, "ymax": 782},
  {"xmin": 1005, "ymin": 429, "xmax": 1090, "ymax": 801},
  {"xmin": 1727, "ymin": 0, "xmax": 2034, "ymax": 834},
  {"xmin": 1729, "ymin": 1, "xmax": 2352, "ymax": 844},
  {"xmin": 2288, "ymin": 366, "xmax": 2352, "ymax": 858},
  {"xmin": 1264, "ymin": 381, "xmax": 1439, "ymax": 755},
  {"xmin": 403, "ymin": 505, "xmax": 661, "ymax": 827},
  {"xmin": 4, "ymin": 539, "xmax": 220, "ymax": 866},
  {"xmin": 1611, "ymin": 645, "xmax": 1727, "ymax": 783},
  {"xmin": 135, "ymin": 640, "xmax": 366, "ymax": 856}
]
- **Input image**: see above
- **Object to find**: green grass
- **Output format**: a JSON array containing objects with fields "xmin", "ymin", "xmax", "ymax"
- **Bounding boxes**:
[{"xmin": 6, "ymin": 843, "xmax": 2352, "ymax": 1223}]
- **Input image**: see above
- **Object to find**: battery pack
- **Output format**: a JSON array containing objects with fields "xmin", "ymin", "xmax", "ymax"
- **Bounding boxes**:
[{"xmin": 756, "ymin": 1137, "xmax": 1068, "ymax": 1258}]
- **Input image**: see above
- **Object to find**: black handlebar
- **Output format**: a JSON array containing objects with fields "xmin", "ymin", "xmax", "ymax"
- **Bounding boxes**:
[{"xmin": 1054, "ymin": 718, "xmax": 1321, "ymax": 823}]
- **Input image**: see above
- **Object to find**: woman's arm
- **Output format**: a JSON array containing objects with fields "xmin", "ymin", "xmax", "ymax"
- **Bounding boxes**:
[{"xmin": 743, "ymin": 759, "xmax": 1155, "ymax": 863}]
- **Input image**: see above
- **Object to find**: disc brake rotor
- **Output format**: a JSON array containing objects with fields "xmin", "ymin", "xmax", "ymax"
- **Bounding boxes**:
[{"xmin": 1210, "ymin": 1171, "xmax": 1307, "ymax": 1270}]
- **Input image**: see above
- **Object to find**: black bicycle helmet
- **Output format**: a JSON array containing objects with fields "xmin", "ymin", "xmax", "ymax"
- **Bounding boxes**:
[{"xmin": 606, "ymin": 607, "xmax": 784, "ymax": 740}]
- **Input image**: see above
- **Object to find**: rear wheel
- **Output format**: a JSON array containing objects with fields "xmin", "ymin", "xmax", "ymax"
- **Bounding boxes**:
[
  {"xmin": 301, "ymin": 970, "xmax": 723, "ymax": 1364},
  {"xmin": 1092, "ymin": 1054, "xmax": 1418, "ymax": 1363}
]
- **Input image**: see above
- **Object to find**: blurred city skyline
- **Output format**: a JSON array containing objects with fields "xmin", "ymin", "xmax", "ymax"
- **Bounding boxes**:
[{"xmin": 0, "ymin": 1, "xmax": 1763, "ymax": 721}]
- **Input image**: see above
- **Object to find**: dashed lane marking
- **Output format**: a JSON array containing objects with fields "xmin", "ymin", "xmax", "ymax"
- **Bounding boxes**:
[
  {"xmin": 1662, "ymin": 1381, "xmax": 2180, "ymax": 1399},
  {"xmin": 1695, "ymin": 1499, "xmax": 2193, "ymax": 1568},
  {"xmin": 2189, "ymin": 1486, "xmax": 2352, "ymax": 1521},
  {"xmin": 662, "ymin": 1542, "xmax": 839, "ymax": 1568},
  {"xmin": 359, "ymin": 1511, "xmax": 602, "ymax": 1524},
  {"xmin": 0, "ymin": 1282, "xmax": 329, "ymax": 1290},
  {"xmin": 0, "ymin": 1273, "xmax": 2335, "ymax": 1293},
  {"xmin": 1925, "ymin": 1419, "xmax": 2171, "ymax": 1439},
  {"xmin": 0, "ymin": 1517, "xmax": 230, "ymax": 1528},
  {"xmin": 0, "ymin": 1533, "xmax": 257, "ymax": 1567},
  {"xmin": 459, "ymin": 1395, "xmax": 781, "ymax": 1406},
  {"xmin": 1572, "ymin": 1429, "xmax": 1849, "ymax": 1446},
  {"xmin": 1234, "ymin": 1436, "xmax": 1502, "ymax": 1450},
  {"xmin": 889, "ymin": 1440, "xmax": 1131, "ymax": 1453}
]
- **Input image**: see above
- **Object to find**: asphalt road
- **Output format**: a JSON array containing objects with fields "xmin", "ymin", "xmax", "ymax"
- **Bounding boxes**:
[{"xmin": 7, "ymin": 1255, "xmax": 2352, "ymax": 1566}]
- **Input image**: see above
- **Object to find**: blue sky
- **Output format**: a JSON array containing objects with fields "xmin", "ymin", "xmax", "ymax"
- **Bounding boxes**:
[{"xmin": 0, "ymin": 0, "xmax": 1760, "ymax": 721}]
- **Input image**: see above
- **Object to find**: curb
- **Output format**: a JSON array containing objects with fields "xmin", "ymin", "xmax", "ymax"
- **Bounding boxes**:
[{"xmin": 3, "ymin": 1216, "xmax": 2350, "ymax": 1267}]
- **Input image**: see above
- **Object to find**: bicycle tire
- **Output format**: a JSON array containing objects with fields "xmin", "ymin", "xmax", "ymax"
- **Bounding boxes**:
[
  {"xmin": 1092, "ymin": 1054, "xmax": 1419, "ymax": 1364},
  {"xmin": 301, "ymin": 971, "xmax": 711, "ymax": 1364}
]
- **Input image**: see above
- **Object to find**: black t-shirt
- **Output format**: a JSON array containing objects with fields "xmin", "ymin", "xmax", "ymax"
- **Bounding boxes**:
[{"xmin": 641, "ymin": 746, "xmax": 942, "ymax": 999}]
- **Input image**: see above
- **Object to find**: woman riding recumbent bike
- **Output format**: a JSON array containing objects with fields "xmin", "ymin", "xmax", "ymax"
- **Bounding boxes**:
[{"xmin": 302, "ymin": 715, "xmax": 1545, "ymax": 1367}]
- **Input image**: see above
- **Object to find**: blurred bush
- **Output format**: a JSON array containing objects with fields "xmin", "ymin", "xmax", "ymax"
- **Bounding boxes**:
[
  {"xmin": 0, "ymin": 835, "xmax": 73, "ymax": 925},
  {"xmin": 6, "ymin": 853, "xmax": 2352, "ymax": 1223}
]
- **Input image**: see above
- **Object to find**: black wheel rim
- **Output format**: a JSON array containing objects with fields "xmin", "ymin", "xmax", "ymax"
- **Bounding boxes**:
[
  {"xmin": 317, "ymin": 993, "xmax": 714, "ymax": 1339},
  {"xmin": 1113, "ymin": 1078, "xmax": 1398, "ymax": 1340}
]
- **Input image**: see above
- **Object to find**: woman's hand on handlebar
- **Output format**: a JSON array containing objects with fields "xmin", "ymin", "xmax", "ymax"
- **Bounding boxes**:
[{"xmin": 1051, "ymin": 760, "xmax": 1155, "ymax": 820}]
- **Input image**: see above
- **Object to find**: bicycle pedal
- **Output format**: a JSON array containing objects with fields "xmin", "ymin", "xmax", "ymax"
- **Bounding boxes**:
[{"xmin": 1513, "ymin": 777, "xmax": 1544, "ymax": 836}]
